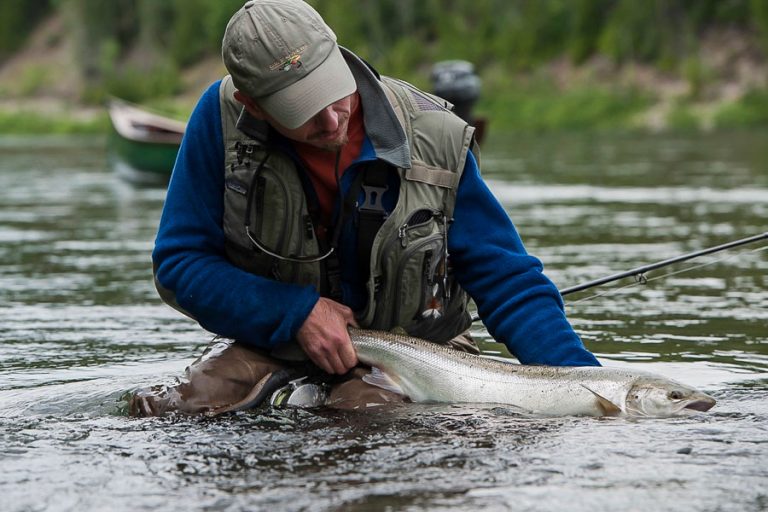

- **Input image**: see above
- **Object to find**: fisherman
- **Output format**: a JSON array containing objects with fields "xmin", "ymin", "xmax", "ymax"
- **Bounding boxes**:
[{"xmin": 129, "ymin": 0, "xmax": 600, "ymax": 416}]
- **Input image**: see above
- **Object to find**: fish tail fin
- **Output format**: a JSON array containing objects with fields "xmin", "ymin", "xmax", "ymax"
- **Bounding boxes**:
[
  {"xmin": 580, "ymin": 384, "xmax": 623, "ymax": 416},
  {"xmin": 362, "ymin": 367, "xmax": 405, "ymax": 395}
]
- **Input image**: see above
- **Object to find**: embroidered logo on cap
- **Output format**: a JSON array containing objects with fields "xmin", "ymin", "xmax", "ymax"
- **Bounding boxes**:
[{"xmin": 269, "ymin": 45, "xmax": 307, "ymax": 71}]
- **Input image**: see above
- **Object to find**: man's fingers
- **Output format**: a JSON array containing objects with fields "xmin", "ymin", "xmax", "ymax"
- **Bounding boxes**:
[
  {"xmin": 323, "ymin": 341, "xmax": 357, "ymax": 374},
  {"xmin": 340, "ymin": 341, "xmax": 358, "ymax": 370},
  {"xmin": 316, "ymin": 357, "xmax": 334, "ymax": 375},
  {"xmin": 304, "ymin": 339, "xmax": 356, "ymax": 374},
  {"xmin": 307, "ymin": 346, "xmax": 336, "ymax": 374},
  {"xmin": 296, "ymin": 297, "xmax": 360, "ymax": 374},
  {"xmin": 334, "ymin": 327, "xmax": 358, "ymax": 372},
  {"xmin": 328, "ymin": 353, "xmax": 347, "ymax": 375}
]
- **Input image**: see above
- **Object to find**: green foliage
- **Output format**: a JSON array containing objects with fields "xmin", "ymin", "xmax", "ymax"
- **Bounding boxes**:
[
  {"xmin": 166, "ymin": 0, "xmax": 250, "ymax": 66},
  {"xmin": 63, "ymin": 0, "xmax": 137, "ymax": 95},
  {"xmin": 103, "ymin": 62, "xmax": 182, "ymax": 105},
  {"xmin": 599, "ymin": 2, "xmax": 666, "ymax": 64},
  {"xmin": 666, "ymin": 101, "xmax": 701, "ymax": 132},
  {"xmin": 2, "ymin": 0, "xmax": 768, "ymax": 131},
  {"xmin": 479, "ymin": 66, "xmax": 652, "ymax": 132},
  {"xmin": 714, "ymin": 89, "xmax": 768, "ymax": 128},
  {"xmin": 168, "ymin": 0, "xmax": 209, "ymax": 67},
  {"xmin": 0, "ymin": 109, "xmax": 108, "ymax": 134},
  {"xmin": 508, "ymin": 1, "xmax": 572, "ymax": 70},
  {"xmin": 59, "ymin": 0, "xmax": 240, "ymax": 102},
  {"xmin": 568, "ymin": 0, "xmax": 613, "ymax": 64},
  {"xmin": 11, "ymin": 0, "xmax": 766, "ymax": 73},
  {"xmin": 203, "ymin": 0, "xmax": 249, "ymax": 52},
  {"xmin": 681, "ymin": 57, "xmax": 710, "ymax": 101},
  {"xmin": 136, "ymin": 0, "xmax": 174, "ymax": 50},
  {"xmin": 29, "ymin": 0, "xmax": 768, "ymax": 91},
  {"xmin": 752, "ymin": 0, "xmax": 768, "ymax": 52},
  {"xmin": 0, "ymin": 0, "xmax": 51, "ymax": 60},
  {"xmin": 19, "ymin": 66, "xmax": 51, "ymax": 96}
]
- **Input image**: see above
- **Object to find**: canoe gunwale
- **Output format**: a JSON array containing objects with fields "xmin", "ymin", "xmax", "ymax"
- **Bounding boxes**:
[{"xmin": 107, "ymin": 98, "xmax": 186, "ymax": 145}]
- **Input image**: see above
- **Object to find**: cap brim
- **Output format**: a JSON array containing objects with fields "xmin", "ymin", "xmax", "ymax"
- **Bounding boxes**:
[{"xmin": 258, "ymin": 46, "xmax": 357, "ymax": 129}]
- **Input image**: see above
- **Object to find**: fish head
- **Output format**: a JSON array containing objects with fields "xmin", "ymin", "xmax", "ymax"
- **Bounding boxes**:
[{"xmin": 624, "ymin": 377, "xmax": 716, "ymax": 417}]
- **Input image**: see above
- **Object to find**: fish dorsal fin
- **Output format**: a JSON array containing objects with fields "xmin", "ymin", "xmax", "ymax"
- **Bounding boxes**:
[
  {"xmin": 362, "ymin": 367, "xmax": 404, "ymax": 395},
  {"xmin": 580, "ymin": 384, "xmax": 622, "ymax": 416}
]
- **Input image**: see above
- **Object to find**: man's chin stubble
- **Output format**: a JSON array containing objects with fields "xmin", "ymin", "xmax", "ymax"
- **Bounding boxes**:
[{"xmin": 315, "ymin": 134, "xmax": 349, "ymax": 152}]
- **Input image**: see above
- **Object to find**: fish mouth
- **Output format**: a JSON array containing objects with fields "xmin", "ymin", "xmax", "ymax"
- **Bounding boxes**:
[{"xmin": 683, "ymin": 396, "xmax": 716, "ymax": 412}]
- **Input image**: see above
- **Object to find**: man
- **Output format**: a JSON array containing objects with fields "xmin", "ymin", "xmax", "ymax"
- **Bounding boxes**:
[{"xmin": 129, "ymin": 0, "xmax": 599, "ymax": 416}]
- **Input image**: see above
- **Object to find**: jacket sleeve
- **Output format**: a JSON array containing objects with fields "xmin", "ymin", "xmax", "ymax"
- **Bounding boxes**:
[
  {"xmin": 449, "ymin": 152, "xmax": 600, "ymax": 366},
  {"xmin": 151, "ymin": 81, "xmax": 319, "ymax": 348}
]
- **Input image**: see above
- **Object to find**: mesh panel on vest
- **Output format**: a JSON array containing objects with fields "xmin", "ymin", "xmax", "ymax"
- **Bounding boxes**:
[
  {"xmin": 411, "ymin": 91, "xmax": 445, "ymax": 111},
  {"xmin": 408, "ymin": 209, "xmax": 434, "ymax": 224}
]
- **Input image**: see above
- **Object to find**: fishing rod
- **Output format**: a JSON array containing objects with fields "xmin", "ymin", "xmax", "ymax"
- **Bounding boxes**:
[
  {"xmin": 470, "ymin": 231, "xmax": 768, "ymax": 323},
  {"xmin": 559, "ymin": 231, "xmax": 768, "ymax": 296}
]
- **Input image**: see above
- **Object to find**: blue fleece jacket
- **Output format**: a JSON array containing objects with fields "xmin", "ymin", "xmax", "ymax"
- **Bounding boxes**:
[{"xmin": 152, "ymin": 80, "xmax": 599, "ymax": 366}]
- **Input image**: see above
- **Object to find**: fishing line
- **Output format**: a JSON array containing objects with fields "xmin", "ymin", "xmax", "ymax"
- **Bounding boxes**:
[
  {"xmin": 568, "ymin": 243, "xmax": 768, "ymax": 305},
  {"xmin": 469, "ymin": 232, "xmax": 767, "ymax": 322}
]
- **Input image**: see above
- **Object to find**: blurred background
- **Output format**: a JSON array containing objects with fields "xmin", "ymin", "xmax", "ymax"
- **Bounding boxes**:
[
  {"xmin": 2, "ymin": 4, "xmax": 768, "ymax": 510},
  {"xmin": 1, "ymin": 0, "xmax": 767, "ymax": 134}
]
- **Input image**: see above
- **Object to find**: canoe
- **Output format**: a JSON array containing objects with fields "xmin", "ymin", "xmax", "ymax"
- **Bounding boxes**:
[{"xmin": 107, "ymin": 98, "xmax": 186, "ymax": 183}]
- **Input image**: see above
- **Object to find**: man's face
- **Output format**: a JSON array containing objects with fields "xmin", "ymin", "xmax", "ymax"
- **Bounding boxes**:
[{"xmin": 236, "ymin": 91, "xmax": 357, "ymax": 152}]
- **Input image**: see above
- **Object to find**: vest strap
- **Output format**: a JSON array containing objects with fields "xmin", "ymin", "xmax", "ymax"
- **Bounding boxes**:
[
  {"xmin": 356, "ymin": 162, "xmax": 390, "ymax": 284},
  {"xmin": 406, "ymin": 161, "xmax": 461, "ymax": 188}
]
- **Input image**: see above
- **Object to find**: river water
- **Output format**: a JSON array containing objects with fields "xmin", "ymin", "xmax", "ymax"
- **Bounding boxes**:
[{"xmin": 1, "ymin": 132, "xmax": 766, "ymax": 512}]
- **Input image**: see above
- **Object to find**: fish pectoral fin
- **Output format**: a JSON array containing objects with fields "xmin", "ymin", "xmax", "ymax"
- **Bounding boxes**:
[
  {"xmin": 580, "ymin": 384, "xmax": 622, "ymax": 416},
  {"xmin": 362, "ymin": 367, "xmax": 404, "ymax": 395}
]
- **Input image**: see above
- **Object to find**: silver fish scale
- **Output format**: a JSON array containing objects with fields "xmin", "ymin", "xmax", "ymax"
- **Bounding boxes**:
[
  {"xmin": 350, "ymin": 327, "xmax": 636, "ymax": 383},
  {"xmin": 348, "ymin": 328, "xmax": 712, "ymax": 416}
]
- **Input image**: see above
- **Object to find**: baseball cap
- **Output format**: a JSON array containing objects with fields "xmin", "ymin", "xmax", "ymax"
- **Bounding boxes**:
[{"xmin": 222, "ymin": 0, "xmax": 357, "ymax": 129}]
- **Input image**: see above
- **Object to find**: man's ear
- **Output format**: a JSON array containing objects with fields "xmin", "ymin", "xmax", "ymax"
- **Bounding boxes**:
[{"xmin": 234, "ymin": 90, "xmax": 267, "ymax": 120}]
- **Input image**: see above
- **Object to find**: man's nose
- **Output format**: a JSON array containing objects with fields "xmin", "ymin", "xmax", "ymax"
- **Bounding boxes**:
[{"xmin": 315, "ymin": 105, "xmax": 339, "ymax": 131}]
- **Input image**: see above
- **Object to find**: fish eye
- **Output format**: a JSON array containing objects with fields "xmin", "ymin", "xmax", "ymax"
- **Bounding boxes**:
[{"xmin": 669, "ymin": 390, "xmax": 684, "ymax": 400}]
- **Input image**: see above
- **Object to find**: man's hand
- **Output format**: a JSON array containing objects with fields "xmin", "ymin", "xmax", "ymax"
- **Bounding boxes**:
[{"xmin": 296, "ymin": 297, "xmax": 358, "ymax": 374}]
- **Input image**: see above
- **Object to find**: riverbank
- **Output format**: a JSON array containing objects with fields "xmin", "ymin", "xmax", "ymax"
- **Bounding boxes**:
[{"xmin": 0, "ymin": 16, "xmax": 766, "ymax": 135}]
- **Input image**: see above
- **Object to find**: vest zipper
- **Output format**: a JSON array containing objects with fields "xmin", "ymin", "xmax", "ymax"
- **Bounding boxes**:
[{"xmin": 389, "ymin": 209, "xmax": 442, "ymax": 250}]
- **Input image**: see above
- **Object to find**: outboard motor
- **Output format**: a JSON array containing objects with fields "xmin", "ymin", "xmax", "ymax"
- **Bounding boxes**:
[{"xmin": 430, "ymin": 60, "xmax": 481, "ymax": 124}]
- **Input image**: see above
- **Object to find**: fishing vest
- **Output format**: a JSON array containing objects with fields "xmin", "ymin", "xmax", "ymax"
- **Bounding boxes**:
[{"xmin": 219, "ymin": 74, "xmax": 477, "ymax": 343}]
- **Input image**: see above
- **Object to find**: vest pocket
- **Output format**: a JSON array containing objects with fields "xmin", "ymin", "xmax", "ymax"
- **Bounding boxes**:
[
  {"xmin": 224, "ymin": 158, "xmax": 320, "ymax": 287},
  {"xmin": 370, "ymin": 207, "xmax": 471, "ymax": 342},
  {"xmin": 391, "ymin": 234, "xmax": 443, "ymax": 325}
]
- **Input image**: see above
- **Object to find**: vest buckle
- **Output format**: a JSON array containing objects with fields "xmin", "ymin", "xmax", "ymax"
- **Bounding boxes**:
[{"xmin": 359, "ymin": 184, "xmax": 388, "ymax": 213}]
